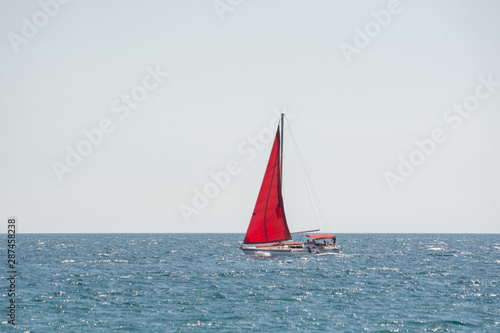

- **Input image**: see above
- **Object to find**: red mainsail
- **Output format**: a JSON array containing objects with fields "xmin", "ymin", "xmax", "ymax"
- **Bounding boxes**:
[{"xmin": 243, "ymin": 128, "xmax": 292, "ymax": 244}]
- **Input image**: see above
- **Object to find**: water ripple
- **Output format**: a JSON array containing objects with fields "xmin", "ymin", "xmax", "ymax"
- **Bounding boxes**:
[{"xmin": 1, "ymin": 233, "xmax": 498, "ymax": 331}]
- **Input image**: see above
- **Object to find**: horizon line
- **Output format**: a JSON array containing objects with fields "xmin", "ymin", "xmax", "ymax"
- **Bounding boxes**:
[{"xmin": 2, "ymin": 232, "xmax": 499, "ymax": 235}]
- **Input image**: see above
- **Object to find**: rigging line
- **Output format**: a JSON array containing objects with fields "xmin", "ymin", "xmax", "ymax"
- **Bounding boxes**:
[
  {"xmin": 285, "ymin": 118, "xmax": 332, "ymax": 234},
  {"xmin": 286, "ymin": 124, "xmax": 320, "ymax": 229},
  {"xmin": 284, "ymin": 119, "xmax": 321, "ymax": 229},
  {"xmin": 301, "ymin": 151, "xmax": 331, "ymax": 234}
]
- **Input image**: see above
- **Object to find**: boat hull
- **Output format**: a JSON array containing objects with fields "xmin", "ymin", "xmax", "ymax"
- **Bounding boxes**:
[{"xmin": 240, "ymin": 244, "xmax": 339, "ymax": 256}]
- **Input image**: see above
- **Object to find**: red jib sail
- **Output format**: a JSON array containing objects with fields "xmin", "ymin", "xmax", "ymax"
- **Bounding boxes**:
[{"xmin": 243, "ymin": 127, "xmax": 292, "ymax": 244}]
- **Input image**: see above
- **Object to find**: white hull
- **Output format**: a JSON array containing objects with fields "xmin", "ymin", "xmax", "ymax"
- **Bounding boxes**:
[{"xmin": 240, "ymin": 244, "xmax": 339, "ymax": 256}]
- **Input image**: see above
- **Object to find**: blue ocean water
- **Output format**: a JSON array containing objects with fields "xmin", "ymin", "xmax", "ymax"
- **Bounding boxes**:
[{"xmin": 1, "ymin": 233, "xmax": 499, "ymax": 332}]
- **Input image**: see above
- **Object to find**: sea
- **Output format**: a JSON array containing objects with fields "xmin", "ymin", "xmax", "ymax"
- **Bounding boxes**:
[{"xmin": 1, "ymin": 233, "xmax": 499, "ymax": 332}]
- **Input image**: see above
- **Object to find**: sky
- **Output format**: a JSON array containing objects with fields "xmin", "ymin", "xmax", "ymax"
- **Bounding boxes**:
[{"xmin": 1, "ymin": 0, "xmax": 499, "ymax": 234}]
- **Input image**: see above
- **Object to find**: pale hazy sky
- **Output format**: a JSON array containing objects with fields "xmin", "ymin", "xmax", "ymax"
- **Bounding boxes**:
[{"xmin": 1, "ymin": 0, "xmax": 499, "ymax": 233}]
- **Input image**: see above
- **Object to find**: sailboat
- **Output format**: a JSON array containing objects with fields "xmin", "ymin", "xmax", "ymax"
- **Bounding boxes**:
[{"xmin": 239, "ymin": 114, "xmax": 339, "ymax": 256}]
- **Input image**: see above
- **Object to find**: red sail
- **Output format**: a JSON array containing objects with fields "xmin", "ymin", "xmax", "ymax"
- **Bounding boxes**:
[{"xmin": 243, "ymin": 128, "xmax": 292, "ymax": 244}]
